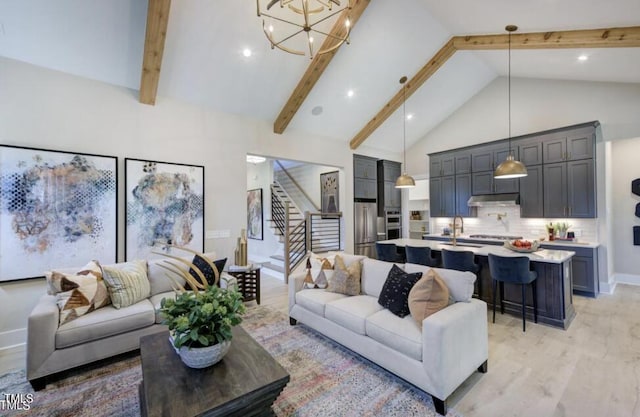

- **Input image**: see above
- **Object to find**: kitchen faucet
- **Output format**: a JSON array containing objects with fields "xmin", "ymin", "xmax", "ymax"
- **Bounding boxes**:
[{"xmin": 451, "ymin": 215, "xmax": 464, "ymax": 246}]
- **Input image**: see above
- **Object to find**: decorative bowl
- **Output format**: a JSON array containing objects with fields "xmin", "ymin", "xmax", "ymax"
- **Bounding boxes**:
[
  {"xmin": 503, "ymin": 240, "xmax": 540, "ymax": 253},
  {"xmin": 169, "ymin": 334, "xmax": 231, "ymax": 368}
]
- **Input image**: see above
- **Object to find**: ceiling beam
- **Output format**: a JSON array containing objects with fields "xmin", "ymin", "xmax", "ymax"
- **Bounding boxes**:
[
  {"xmin": 349, "ymin": 39, "xmax": 457, "ymax": 150},
  {"xmin": 273, "ymin": 0, "xmax": 371, "ymax": 134},
  {"xmin": 454, "ymin": 26, "xmax": 640, "ymax": 50},
  {"xmin": 139, "ymin": 0, "xmax": 171, "ymax": 105},
  {"xmin": 350, "ymin": 25, "xmax": 640, "ymax": 150}
]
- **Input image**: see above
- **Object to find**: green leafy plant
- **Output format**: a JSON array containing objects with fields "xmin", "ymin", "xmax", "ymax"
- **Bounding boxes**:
[
  {"xmin": 160, "ymin": 284, "xmax": 245, "ymax": 349},
  {"xmin": 555, "ymin": 222, "xmax": 572, "ymax": 234},
  {"xmin": 154, "ymin": 246, "xmax": 246, "ymax": 350}
]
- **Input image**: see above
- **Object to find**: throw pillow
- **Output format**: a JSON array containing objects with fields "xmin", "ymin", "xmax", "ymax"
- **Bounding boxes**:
[
  {"xmin": 303, "ymin": 269, "xmax": 317, "ymax": 289},
  {"xmin": 185, "ymin": 255, "xmax": 226, "ymax": 289},
  {"xmin": 378, "ymin": 264, "xmax": 423, "ymax": 318},
  {"xmin": 408, "ymin": 269, "xmax": 451, "ymax": 325},
  {"xmin": 102, "ymin": 260, "xmax": 150, "ymax": 309},
  {"xmin": 314, "ymin": 269, "xmax": 329, "ymax": 289},
  {"xmin": 46, "ymin": 260, "xmax": 111, "ymax": 325},
  {"xmin": 326, "ymin": 254, "xmax": 362, "ymax": 296}
]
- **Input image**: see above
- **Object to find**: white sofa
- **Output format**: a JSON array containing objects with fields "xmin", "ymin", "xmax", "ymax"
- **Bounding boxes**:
[
  {"xmin": 288, "ymin": 254, "xmax": 488, "ymax": 415},
  {"xmin": 27, "ymin": 252, "xmax": 233, "ymax": 390}
]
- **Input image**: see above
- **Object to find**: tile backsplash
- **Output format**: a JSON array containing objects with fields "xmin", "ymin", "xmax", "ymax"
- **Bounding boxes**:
[{"xmin": 430, "ymin": 205, "xmax": 597, "ymax": 243}]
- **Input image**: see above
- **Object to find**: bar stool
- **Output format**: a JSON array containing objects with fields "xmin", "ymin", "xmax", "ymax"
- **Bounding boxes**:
[
  {"xmin": 405, "ymin": 246, "xmax": 438, "ymax": 267},
  {"xmin": 488, "ymin": 253, "xmax": 538, "ymax": 332},
  {"xmin": 375, "ymin": 243, "xmax": 404, "ymax": 263},
  {"xmin": 441, "ymin": 249, "xmax": 482, "ymax": 298}
]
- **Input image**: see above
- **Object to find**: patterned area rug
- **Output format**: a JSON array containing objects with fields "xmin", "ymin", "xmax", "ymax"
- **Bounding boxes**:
[{"xmin": 0, "ymin": 306, "xmax": 462, "ymax": 417}]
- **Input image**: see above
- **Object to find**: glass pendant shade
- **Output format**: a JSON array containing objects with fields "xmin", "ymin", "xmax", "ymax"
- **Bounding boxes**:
[
  {"xmin": 494, "ymin": 154, "xmax": 528, "ymax": 179},
  {"xmin": 395, "ymin": 173, "xmax": 416, "ymax": 188}
]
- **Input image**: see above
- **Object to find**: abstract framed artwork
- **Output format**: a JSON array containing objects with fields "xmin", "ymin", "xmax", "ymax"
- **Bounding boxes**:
[
  {"xmin": 320, "ymin": 170, "xmax": 339, "ymax": 215},
  {"xmin": 0, "ymin": 145, "xmax": 117, "ymax": 282},
  {"xmin": 125, "ymin": 158, "xmax": 204, "ymax": 260},
  {"xmin": 247, "ymin": 188, "xmax": 263, "ymax": 240}
]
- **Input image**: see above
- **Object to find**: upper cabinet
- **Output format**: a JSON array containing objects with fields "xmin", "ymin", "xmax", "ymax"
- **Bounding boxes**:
[
  {"xmin": 430, "ymin": 152, "xmax": 455, "ymax": 177},
  {"xmin": 543, "ymin": 127, "xmax": 595, "ymax": 164},
  {"xmin": 518, "ymin": 137, "xmax": 544, "ymax": 166},
  {"xmin": 377, "ymin": 160, "xmax": 402, "ymax": 215},
  {"xmin": 354, "ymin": 155, "xmax": 378, "ymax": 180},
  {"xmin": 471, "ymin": 143, "xmax": 517, "ymax": 172},
  {"xmin": 455, "ymin": 152, "xmax": 471, "ymax": 174}
]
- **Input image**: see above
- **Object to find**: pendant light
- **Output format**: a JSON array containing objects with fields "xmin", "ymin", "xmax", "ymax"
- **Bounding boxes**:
[
  {"xmin": 494, "ymin": 25, "xmax": 528, "ymax": 180},
  {"xmin": 395, "ymin": 76, "xmax": 416, "ymax": 189}
]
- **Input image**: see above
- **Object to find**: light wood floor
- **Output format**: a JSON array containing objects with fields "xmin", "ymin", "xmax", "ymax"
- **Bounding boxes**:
[{"xmin": 5, "ymin": 276, "xmax": 640, "ymax": 417}]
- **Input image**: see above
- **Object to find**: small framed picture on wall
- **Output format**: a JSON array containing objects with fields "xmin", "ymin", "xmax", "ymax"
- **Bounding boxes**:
[
  {"xmin": 247, "ymin": 188, "xmax": 263, "ymax": 240},
  {"xmin": 321, "ymin": 170, "xmax": 339, "ymax": 215}
]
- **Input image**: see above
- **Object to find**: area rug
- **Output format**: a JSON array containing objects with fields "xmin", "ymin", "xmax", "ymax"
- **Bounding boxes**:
[{"xmin": 0, "ymin": 306, "xmax": 462, "ymax": 417}]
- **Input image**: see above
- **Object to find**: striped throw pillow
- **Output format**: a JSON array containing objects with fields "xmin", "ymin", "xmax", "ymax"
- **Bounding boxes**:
[{"xmin": 102, "ymin": 260, "xmax": 150, "ymax": 309}]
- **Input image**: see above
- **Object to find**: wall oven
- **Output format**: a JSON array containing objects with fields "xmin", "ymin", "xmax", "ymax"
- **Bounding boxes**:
[{"xmin": 384, "ymin": 210, "xmax": 401, "ymax": 240}]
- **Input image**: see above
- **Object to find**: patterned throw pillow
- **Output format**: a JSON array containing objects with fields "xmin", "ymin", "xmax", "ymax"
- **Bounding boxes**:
[
  {"xmin": 102, "ymin": 260, "xmax": 150, "ymax": 309},
  {"xmin": 326, "ymin": 254, "xmax": 362, "ymax": 296},
  {"xmin": 46, "ymin": 260, "xmax": 111, "ymax": 325},
  {"xmin": 378, "ymin": 264, "xmax": 423, "ymax": 318},
  {"xmin": 185, "ymin": 255, "xmax": 226, "ymax": 289},
  {"xmin": 408, "ymin": 269, "xmax": 451, "ymax": 325}
]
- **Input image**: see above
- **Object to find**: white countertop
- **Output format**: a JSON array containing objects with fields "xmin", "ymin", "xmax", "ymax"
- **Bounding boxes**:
[
  {"xmin": 421, "ymin": 234, "xmax": 600, "ymax": 249},
  {"xmin": 381, "ymin": 238, "xmax": 575, "ymax": 264}
]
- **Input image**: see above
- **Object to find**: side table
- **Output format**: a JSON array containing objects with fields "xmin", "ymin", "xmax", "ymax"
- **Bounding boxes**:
[{"xmin": 227, "ymin": 266, "xmax": 261, "ymax": 304}]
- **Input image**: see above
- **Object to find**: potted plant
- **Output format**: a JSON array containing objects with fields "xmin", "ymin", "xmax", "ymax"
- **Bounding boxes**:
[{"xmin": 157, "ymin": 247, "xmax": 246, "ymax": 368}]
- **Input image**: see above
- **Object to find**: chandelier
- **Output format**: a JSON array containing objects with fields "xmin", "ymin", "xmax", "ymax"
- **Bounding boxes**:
[{"xmin": 256, "ymin": 0, "xmax": 353, "ymax": 59}]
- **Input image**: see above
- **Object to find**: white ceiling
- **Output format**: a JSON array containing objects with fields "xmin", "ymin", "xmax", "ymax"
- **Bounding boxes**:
[{"xmin": 0, "ymin": 0, "xmax": 639, "ymax": 153}]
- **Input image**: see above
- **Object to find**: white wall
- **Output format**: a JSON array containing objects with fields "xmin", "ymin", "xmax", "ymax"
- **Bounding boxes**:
[
  {"xmin": 246, "ymin": 160, "xmax": 279, "ymax": 259},
  {"xmin": 0, "ymin": 57, "xmax": 399, "ymax": 349},
  {"xmin": 611, "ymin": 137, "xmax": 640, "ymax": 284},
  {"xmin": 406, "ymin": 76, "xmax": 640, "ymax": 290}
]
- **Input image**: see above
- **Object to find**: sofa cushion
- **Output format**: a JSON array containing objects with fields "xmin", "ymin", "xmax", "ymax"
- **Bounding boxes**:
[
  {"xmin": 366, "ymin": 309, "xmax": 423, "ymax": 361},
  {"xmin": 325, "ymin": 296, "xmax": 384, "ymax": 335},
  {"xmin": 185, "ymin": 256, "xmax": 227, "ymax": 289},
  {"xmin": 404, "ymin": 264, "xmax": 476, "ymax": 302},
  {"xmin": 361, "ymin": 258, "xmax": 400, "ymax": 298},
  {"xmin": 55, "ymin": 299, "xmax": 155, "ymax": 349},
  {"xmin": 326, "ymin": 255, "xmax": 362, "ymax": 296},
  {"xmin": 408, "ymin": 269, "xmax": 450, "ymax": 325},
  {"xmin": 296, "ymin": 289, "xmax": 348, "ymax": 316},
  {"xmin": 102, "ymin": 260, "xmax": 150, "ymax": 309},
  {"xmin": 378, "ymin": 264, "xmax": 423, "ymax": 318},
  {"xmin": 150, "ymin": 291, "xmax": 177, "ymax": 324}
]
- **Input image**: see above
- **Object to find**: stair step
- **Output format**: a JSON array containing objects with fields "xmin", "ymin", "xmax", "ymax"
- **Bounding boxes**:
[
  {"xmin": 270, "ymin": 254, "xmax": 285, "ymax": 261},
  {"xmin": 261, "ymin": 262, "xmax": 285, "ymax": 273}
]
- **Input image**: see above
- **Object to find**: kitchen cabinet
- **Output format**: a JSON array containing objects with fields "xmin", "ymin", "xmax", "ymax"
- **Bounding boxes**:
[
  {"xmin": 429, "ymin": 176, "xmax": 455, "ymax": 217},
  {"xmin": 543, "ymin": 127, "xmax": 595, "ymax": 164},
  {"xmin": 383, "ymin": 181, "xmax": 401, "ymax": 208},
  {"xmin": 517, "ymin": 137, "xmax": 543, "ymax": 166},
  {"xmin": 377, "ymin": 160, "xmax": 402, "ymax": 216},
  {"xmin": 455, "ymin": 174, "xmax": 476, "ymax": 217},
  {"xmin": 472, "ymin": 171, "xmax": 519, "ymax": 195},
  {"xmin": 471, "ymin": 143, "xmax": 516, "ymax": 172},
  {"xmin": 455, "ymin": 152, "xmax": 471, "ymax": 174},
  {"xmin": 354, "ymin": 155, "xmax": 377, "ymax": 180},
  {"xmin": 519, "ymin": 165, "xmax": 543, "ymax": 218},
  {"xmin": 430, "ymin": 153, "xmax": 455, "ymax": 177},
  {"xmin": 354, "ymin": 178, "xmax": 377, "ymax": 200},
  {"xmin": 380, "ymin": 160, "xmax": 401, "ymax": 182},
  {"xmin": 540, "ymin": 244, "xmax": 599, "ymax": 297},
  {"xmin": 543, "ymin": 159, "xmax": 595, "ymax": 218}
]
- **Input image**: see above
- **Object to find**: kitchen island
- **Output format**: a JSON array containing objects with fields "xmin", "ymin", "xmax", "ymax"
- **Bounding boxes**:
[{"xmin": 380, "ymin": 238, "xmax": 576, "ymax": 329}]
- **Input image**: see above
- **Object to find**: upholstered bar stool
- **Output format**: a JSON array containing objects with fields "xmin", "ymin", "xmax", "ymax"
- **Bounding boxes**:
[
  {"xmin": 375, "ymin": 243, "xmax": 404, "ymax": 263},
  {"xmin": 405, "ymin": 246, "xmax": 438, "ymax": 267},
  {"xmin": 488, "ymin": 253, "xmax": 538, "ymax": 332},
  {"xmin": 441, "ymin": 249, "xmax": 482, "ymax": 298}
]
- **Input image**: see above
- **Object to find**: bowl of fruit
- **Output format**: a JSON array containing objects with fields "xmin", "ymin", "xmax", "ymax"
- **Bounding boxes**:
[{"xmin": 504, "ymin": 239, "xmax": 540, "ymax": 253}]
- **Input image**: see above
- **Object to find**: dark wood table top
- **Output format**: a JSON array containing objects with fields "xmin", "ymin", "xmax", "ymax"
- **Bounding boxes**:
[{"xmin": 139, "ymin": 326, "xmax": 290, "ymax": 417}]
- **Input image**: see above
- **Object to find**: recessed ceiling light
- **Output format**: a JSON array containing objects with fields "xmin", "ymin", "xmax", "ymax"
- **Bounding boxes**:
[
  {"xmin": 242, "ymin": 48, "xmax": 252, "ymax": 58},
  {"xmin": 577, "ymin": 54, "xmax": 589, "ymax": 62},
  {"xmin": 406, "ymin": 113, "xmax": 414, "ymax": 121},
  {"xmin": 311, "ymin": 105, "xmax": 323, "ymax": 116},
  {"xmin": 347, "ymin": 89, "xmax": 355, "ymax": 98},
  {"xmin": 246, "ymin": 155, "xmax": 266, "ymax": 164}
]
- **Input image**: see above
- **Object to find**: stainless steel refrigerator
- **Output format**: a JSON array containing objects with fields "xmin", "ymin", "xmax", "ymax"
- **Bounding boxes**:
[{"xmin": 354, "ymin": 201, "xmax": 377, "ymax": 258}]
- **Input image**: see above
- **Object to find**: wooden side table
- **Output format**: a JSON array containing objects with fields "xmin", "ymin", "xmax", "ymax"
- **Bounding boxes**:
[{"xmin": 227, "ymin": 266, "xmax": 261, "ymax": 304}]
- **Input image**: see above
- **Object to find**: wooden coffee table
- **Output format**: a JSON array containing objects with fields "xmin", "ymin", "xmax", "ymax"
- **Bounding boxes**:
[{"xmin": 139, "ymin": 326, "xmax": 289, "ymax": 417}]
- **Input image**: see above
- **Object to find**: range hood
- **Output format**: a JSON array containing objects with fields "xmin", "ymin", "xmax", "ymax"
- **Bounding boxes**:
[{"xmin": 467, "ymin": 193, "xmax": 520, "ymax": 207}]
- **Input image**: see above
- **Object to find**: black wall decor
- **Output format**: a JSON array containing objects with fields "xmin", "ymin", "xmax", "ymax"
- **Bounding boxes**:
[
  {"xmin": 634, "ymin": 226, "xmax": 640, "ymax": 246},
  {"xmin": 633, "ymin": 178, "xmax": 640, "ymax": 197},
  {"xmin": 636, "ymin": 203, "xmax": 640, "ymax": 218}
]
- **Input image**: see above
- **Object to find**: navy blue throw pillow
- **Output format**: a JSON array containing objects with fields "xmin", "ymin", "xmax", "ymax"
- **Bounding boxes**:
[
  {"xmin": 186, "ymin": 255, "xmax": 227, "ymax": 289},
  {"xmin": 378, "ymin": 264, "xmax": 423, "ymax": 317}
]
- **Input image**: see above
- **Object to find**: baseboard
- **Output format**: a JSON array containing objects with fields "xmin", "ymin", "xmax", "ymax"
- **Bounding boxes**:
[
  {"xmin": 613, "ymin": 273, "xmax": 640, "ymax": 286},
  {"xmin": 0, "ymin": 328, "xmax": 26, "ymax": 350},
  {"xmin": 599, "ymin": 280, "xmax": 617, "ymax": 295}
]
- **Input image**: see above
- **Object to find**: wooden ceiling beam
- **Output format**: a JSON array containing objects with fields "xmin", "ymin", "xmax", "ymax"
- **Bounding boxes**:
[
  {"xmin": 350, "ymin": 25, "xmax": 640, "ymax": 150},
  {"xmin": 273, "ymin": 0, "xmax": 371, "ymax": 134},
  {"xmin": 349, "ymin": 39, "xmax": 457, "ymax": 150},
  {"xmin": 139, "ymin": 0, "xmax": 171, "ymax": 105},
  {"xmin": 454, "ymin": 26, "xmax": 640, "ymax": 50}
]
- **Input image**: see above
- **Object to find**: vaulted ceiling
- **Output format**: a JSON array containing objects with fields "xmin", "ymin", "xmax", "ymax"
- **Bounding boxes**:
[{"xmin": 1, "ymin": 0, "xmax": 639, "ymax": 153}]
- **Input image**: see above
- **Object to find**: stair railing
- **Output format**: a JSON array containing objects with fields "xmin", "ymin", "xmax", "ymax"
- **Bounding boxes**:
[
  {"xmin": 284, "ymin": 201, "xmax": 306, "ymax": 283},
  {"xmin": 274, "ymin": 160, "xmax": 319, "ymax": 213},
  {"xmin": 270, "ymin": 185, "xmax": 287, "ymax": 236},
  {"xmin": 307, "ymin": 211, "xmax": 342, "ymax": 253}
]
